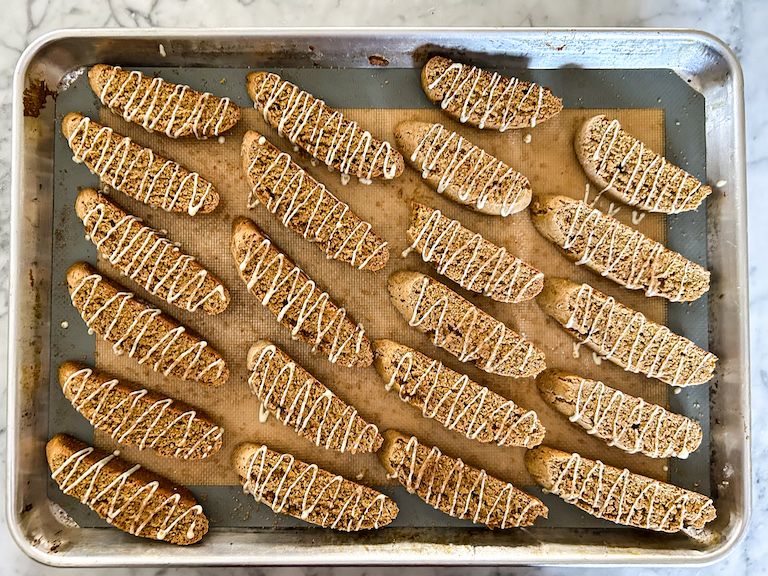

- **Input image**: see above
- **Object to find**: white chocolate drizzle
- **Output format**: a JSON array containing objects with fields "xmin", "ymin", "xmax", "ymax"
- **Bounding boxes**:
[
  {"xmin": 249, "ymin": 344, "xmax": 379, "ymax": 452},
  {"xmin": 236, "ymin": 232, "xmax": 368, "ymax": 366},
  {"xmin": 245, "ymin": 141, "xmax": 387, "ymax": 270},
  {"xmin": 66, "ymin": 116, "xmax": 214, "ymax": 215},
  {"xmin": 568, "ymin": 376, "xmax": 697, "ymax": 458},
  {"xmin": 252, "ymin": 73, "xmax": 399, "ymax": 180},
  {"xmin": 406, "ymin": 204, "xmax": 542, "ymax": 302},
  {"xmin": 51, "ymin": 445, "xmax": 204, "ymax": 540},
  {"xmin": 241, "ymin": 445, "xmax": 390, "ymax": 530},
  {"xmin": 62, "ymin": 367, "xmax": 222, "ymax": 459},
  {"xmin": 549, "ymin": 452, "xmax": 714, "ymax": 531},
  {"xmin": 409, "ymin": 123, "xmax": 528, "ymax": 216},
  {"xmin": 390, "ymin": 436, "xmax": 542, "ymax": 528},
  {"xmin": 81, "ymin": 201, "xmax": 227, "ymax": 312},
  {"xmin": 426, "ymin": 60, "xmax": 549, "ymax": 131},
  {"xmin": 404, "ymin": 275, "xmax": 540, "ymax": 376},
  {"xmin": 97, "ymin": 66, "xmax": 234, "ymax": 138},
  {"xmin": 564, "ymin": 283, "xmax": 715, "ymax": 386},
  {"xmin": 384, "ymin": 347, "xmax": 542, "ymax": 447},
  {"xmin": 588, "ymin": 117, "xmax": 706, "ymax": 214},
  {"xmin": 70, "ymin": 272, "xmax": 226, "ymax": 382}
]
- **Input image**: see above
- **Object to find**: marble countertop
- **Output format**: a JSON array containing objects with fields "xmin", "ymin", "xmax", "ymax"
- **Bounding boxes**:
[{"xmin": 1, "ymin": 0, "xmax": 765, "ymax": 574}]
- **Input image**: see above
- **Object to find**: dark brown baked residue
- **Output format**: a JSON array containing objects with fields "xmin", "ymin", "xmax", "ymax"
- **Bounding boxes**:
[
  {"xmin": 23, "ymin": 79, "xmax": 57, "ymax": 117},
  {"xmin": 368, "ymin": 54, "xmax": 390, "ymax": 67}
]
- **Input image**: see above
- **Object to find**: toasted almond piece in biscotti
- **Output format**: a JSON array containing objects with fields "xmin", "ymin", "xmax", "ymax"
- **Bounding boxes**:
[
  {"xmin": 406, "ymin": 202, "xmax": 543, "ymax": 302},
  {"xmin": 88, "ymin": 64, "xmax": 240, "ymax": 139},
  {"xmin": 246, "ymin": 71, "xmax": 403, "ymax": 181},
  {"xmin": 421, "ymin": 56, "xmax": 563, "ymax": 131},
  {"xmin": 394, "ymin": 121, "xmax": 531, "ymax": 216},
  {"xmin": 231, "ymin": 217, "xmax": 372, "ymax": 367},
  {"xmin": 58, "ymin": 362, "xmax": 223, "ymax": 459},
  {"xmin": 247, "ymin": 341, "xmax": 382, "ymax": 453},
  {"xmin": 575, "ymin": 115, "xmax": 711, "ymax": 214},
  {"xmin": 536, "ymin": 278, "xmax": 716, "ymax": 387},
  {"xmin": 387, "ymin": 271, "xmax": 545, "ymax": 378},
  {"xmin": 233, "ymin": 442, "xmax": 398, "ymax": 531},
  {"xmin": 46, "ymin": 434, "xmax": 209, "ymax": 544},
  {"xmin": 62, "ymin": 113, "xmax": 218, "ymax": 215},
  {"xmin": 66, "ymin": 262, "xmax": 228, "ymax": 386},
  {"xmin": 524, "ymin": 445, "xmax": 716, "ymax": 532},
  {"xmin": 241, "ymin": 131, "xmax": 389, "ymax": 271},
  {"xmin": 379, "ymin": 430, "xmax": 547, "ymax": 529},
  {"xmin": 372, "ymin": 339, "xmax": 545, "ymax": 447},
  {"xmin": 75, "ymin": 188, "xmax": 230, "ymax": 314},
  {"xmin": 530, "ymin": 194, "xmax": 710, "ymax": 302},
  {"xmin": 536, "ymin": 368, "xmax": 702, "ymax": 459}
]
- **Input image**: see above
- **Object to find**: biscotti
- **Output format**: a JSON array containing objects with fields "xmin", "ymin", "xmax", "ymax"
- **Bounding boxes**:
[
  {"xmin": 231, "ymin": 217, "xmax": 372, "ymax": 367},
  {"xmin": 387, "ymin": 271, "xmax": 546, "ymax": 377},
  {"xmin": 246, "ymin": 71, "xmax": 404, "ymax": 181},
  {"xmin": 536, "ymin": 278, "xmax": 716, "ymax": 386},
  {"xmin": 248, "ymin": 341, "xmax": 382, "ymax": 453},
  {"xmin": 575, "ymin": 115, "xmax": 711, "ymax": 213},
  {"xmin": 47, "ymin": 434, "xmax": 208, "ymax": 544},
  {"xmin": 525, "ymin": 446, "xmax": 716, "ymax": 532},
  {"xmin": 395, "ymin": 121, "xmax": 531, "ymax": 216},
  {"xmin": 373, "ymin": 340, "xmax": 545, "ymax": 447},
  {"xmin": 379, "ymin": 430, "xmax": 548, "ymax": 529},
  {"xmin": 536, "ymin": 368, "xmax": 702, "ymax": 459},
  {"xmin": 233, "ymin": 442, "xmax": 399, "ymax": 531},
  {"xmin": 406, "ymin": 202, "xmax": 543, "ymax": 302},
  {"xmin": 76, "ymin": 188, "xmax": 230, "ymax": 314},
  {"xmin": 59, "ymin": 362, "xmax": 223, "ymax": 459},
  {"xmin": 66, "ymin": 262, "xmax": 228, "ymax": 386},
  {"xmin": 89, "ymin": 64, "xmax": 240, "ymax": 138},
  {"xmin": 530, "ymin": 194, "xmax": 709, "ymax": 302},
  {"xmin": 421, "ymin": 56, "xmax": 563, "ymax": 130},
  {"xmin": 63, "ymin": 113, "xmax": 218, "ymax": 215},
  {"xmin": 241, "ymin": 131, "xmax": 389, "ymax": 271}
]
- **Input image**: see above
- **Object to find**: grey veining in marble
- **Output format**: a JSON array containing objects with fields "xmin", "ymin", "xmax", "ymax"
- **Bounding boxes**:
[{"xmin": 0, "ymin": 0, "xmax": 765, "ymax": 574}]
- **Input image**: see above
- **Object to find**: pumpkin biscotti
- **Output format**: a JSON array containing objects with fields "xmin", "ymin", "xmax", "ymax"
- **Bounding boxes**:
[
  {"xmin": 246, "ymin": 71, "xmax": 404, "ymax": 181},
  {"xmin": 241, "ymin": 131, "xmax": 389, "ymax": 271},
  {"xmin": 421, "ymin": 56, "xmax": 563, "ymax": 130},
  {"xmin": 63, "ymin": 113, "xmax": 218, "ymax": 215},
  {"xmin": 536, "ymin": 278, "xmax": 716, "ymax": 386},
  {"xmin": 66, "ymin": 262, "xmax": 228, "ymax": 386},
  {"xmin": 525, "ymin": 446, "xmax": 716, "ymax": 532},
  {"xmin": 575, "ymin": 115, "xmax": 712, "ymax": 214},
  {"xmin": 234, "ymin": 442, "xmax": 399, "ymax": 531},
  {"xmin": 530, "ymin": 194, "xmax": 709, "ymax": 302},
  {"xmin": 406, "ymin": 202, "xmax": 543, "ymax": 302},
  {"xmin": 379, "ymin": 430, "xmax": 548, "ymax": 529},
  {"xmin": 231, "ymin": 217, "xmax": 372, "ymax": 367},
  {"xmin": 388, "ymin": 271, "xmax": 546, "ymax": 378},
  {"xmin": 536, "ymin": 368, "xmax": 702, "ymax": 459},
  {"xmin": 59, "ymin": 362, "xmax": 223, "ymax": 460},
  {"xmin": 248, "ymin": 341, "xmax": 382, "ymax": 453},
  {"xmin": 75, "ymin": 188, "xmax": 230, "ymax": 314},
  {"xmin": 47, "ymin": 434, "xmax": 209, "ymax": 544},
  {"xmin": 395, "ymin": 121, "xmax": 532, "ymax": 216},
  {"xmin": 373, "ymin": 340, "xmax": 545, "ymax": 447},
  {"xmin": 89, "ymin": 64, "xmax": 240, "ymax": 138}
]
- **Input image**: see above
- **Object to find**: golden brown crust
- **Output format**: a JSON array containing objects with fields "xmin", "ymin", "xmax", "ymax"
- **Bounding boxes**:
[
  {"xmin": 421, "ymin": 56, "xmax": 562, "ymax": 130},
  {"xmin": 241, "ymin": 131, "xmax": 389, "ymax": 271},
  {"xmin": 46, "ymin": 434, "xmax": 208, "ymax": 544},
  {"xmin": 525, "ymin": 446, "xmax": 716, "ymax": 532},
  {"xmin": 233, "ymin": 442, "xmax": 398, "ymax": 531},
  {"xmin": 75, "ymin": 188, "xmax": 230, "ymax": 314},
  {"xmin": 379, "ymin": 430, "xmax": 548, "ymax": 529},
  {"xmin": 66, "ymin": 262, "xmax": 228, "ymax": 386}
]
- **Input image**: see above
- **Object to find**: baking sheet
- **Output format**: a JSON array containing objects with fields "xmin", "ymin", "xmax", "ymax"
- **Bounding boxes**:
[{"xmin": 48, "ymin": 66, "xmax": 710, "ymax": 530}]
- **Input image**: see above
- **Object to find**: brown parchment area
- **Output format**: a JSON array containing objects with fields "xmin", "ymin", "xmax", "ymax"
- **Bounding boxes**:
[{"xmin": 93, "ymin": 105, "xmax": 669, "ymax": 489}]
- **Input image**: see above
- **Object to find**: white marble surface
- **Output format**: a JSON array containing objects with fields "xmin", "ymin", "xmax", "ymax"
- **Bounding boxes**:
[{"xmin": 1, "ymin": 0, "xmax": 765, "ymax": 574}]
